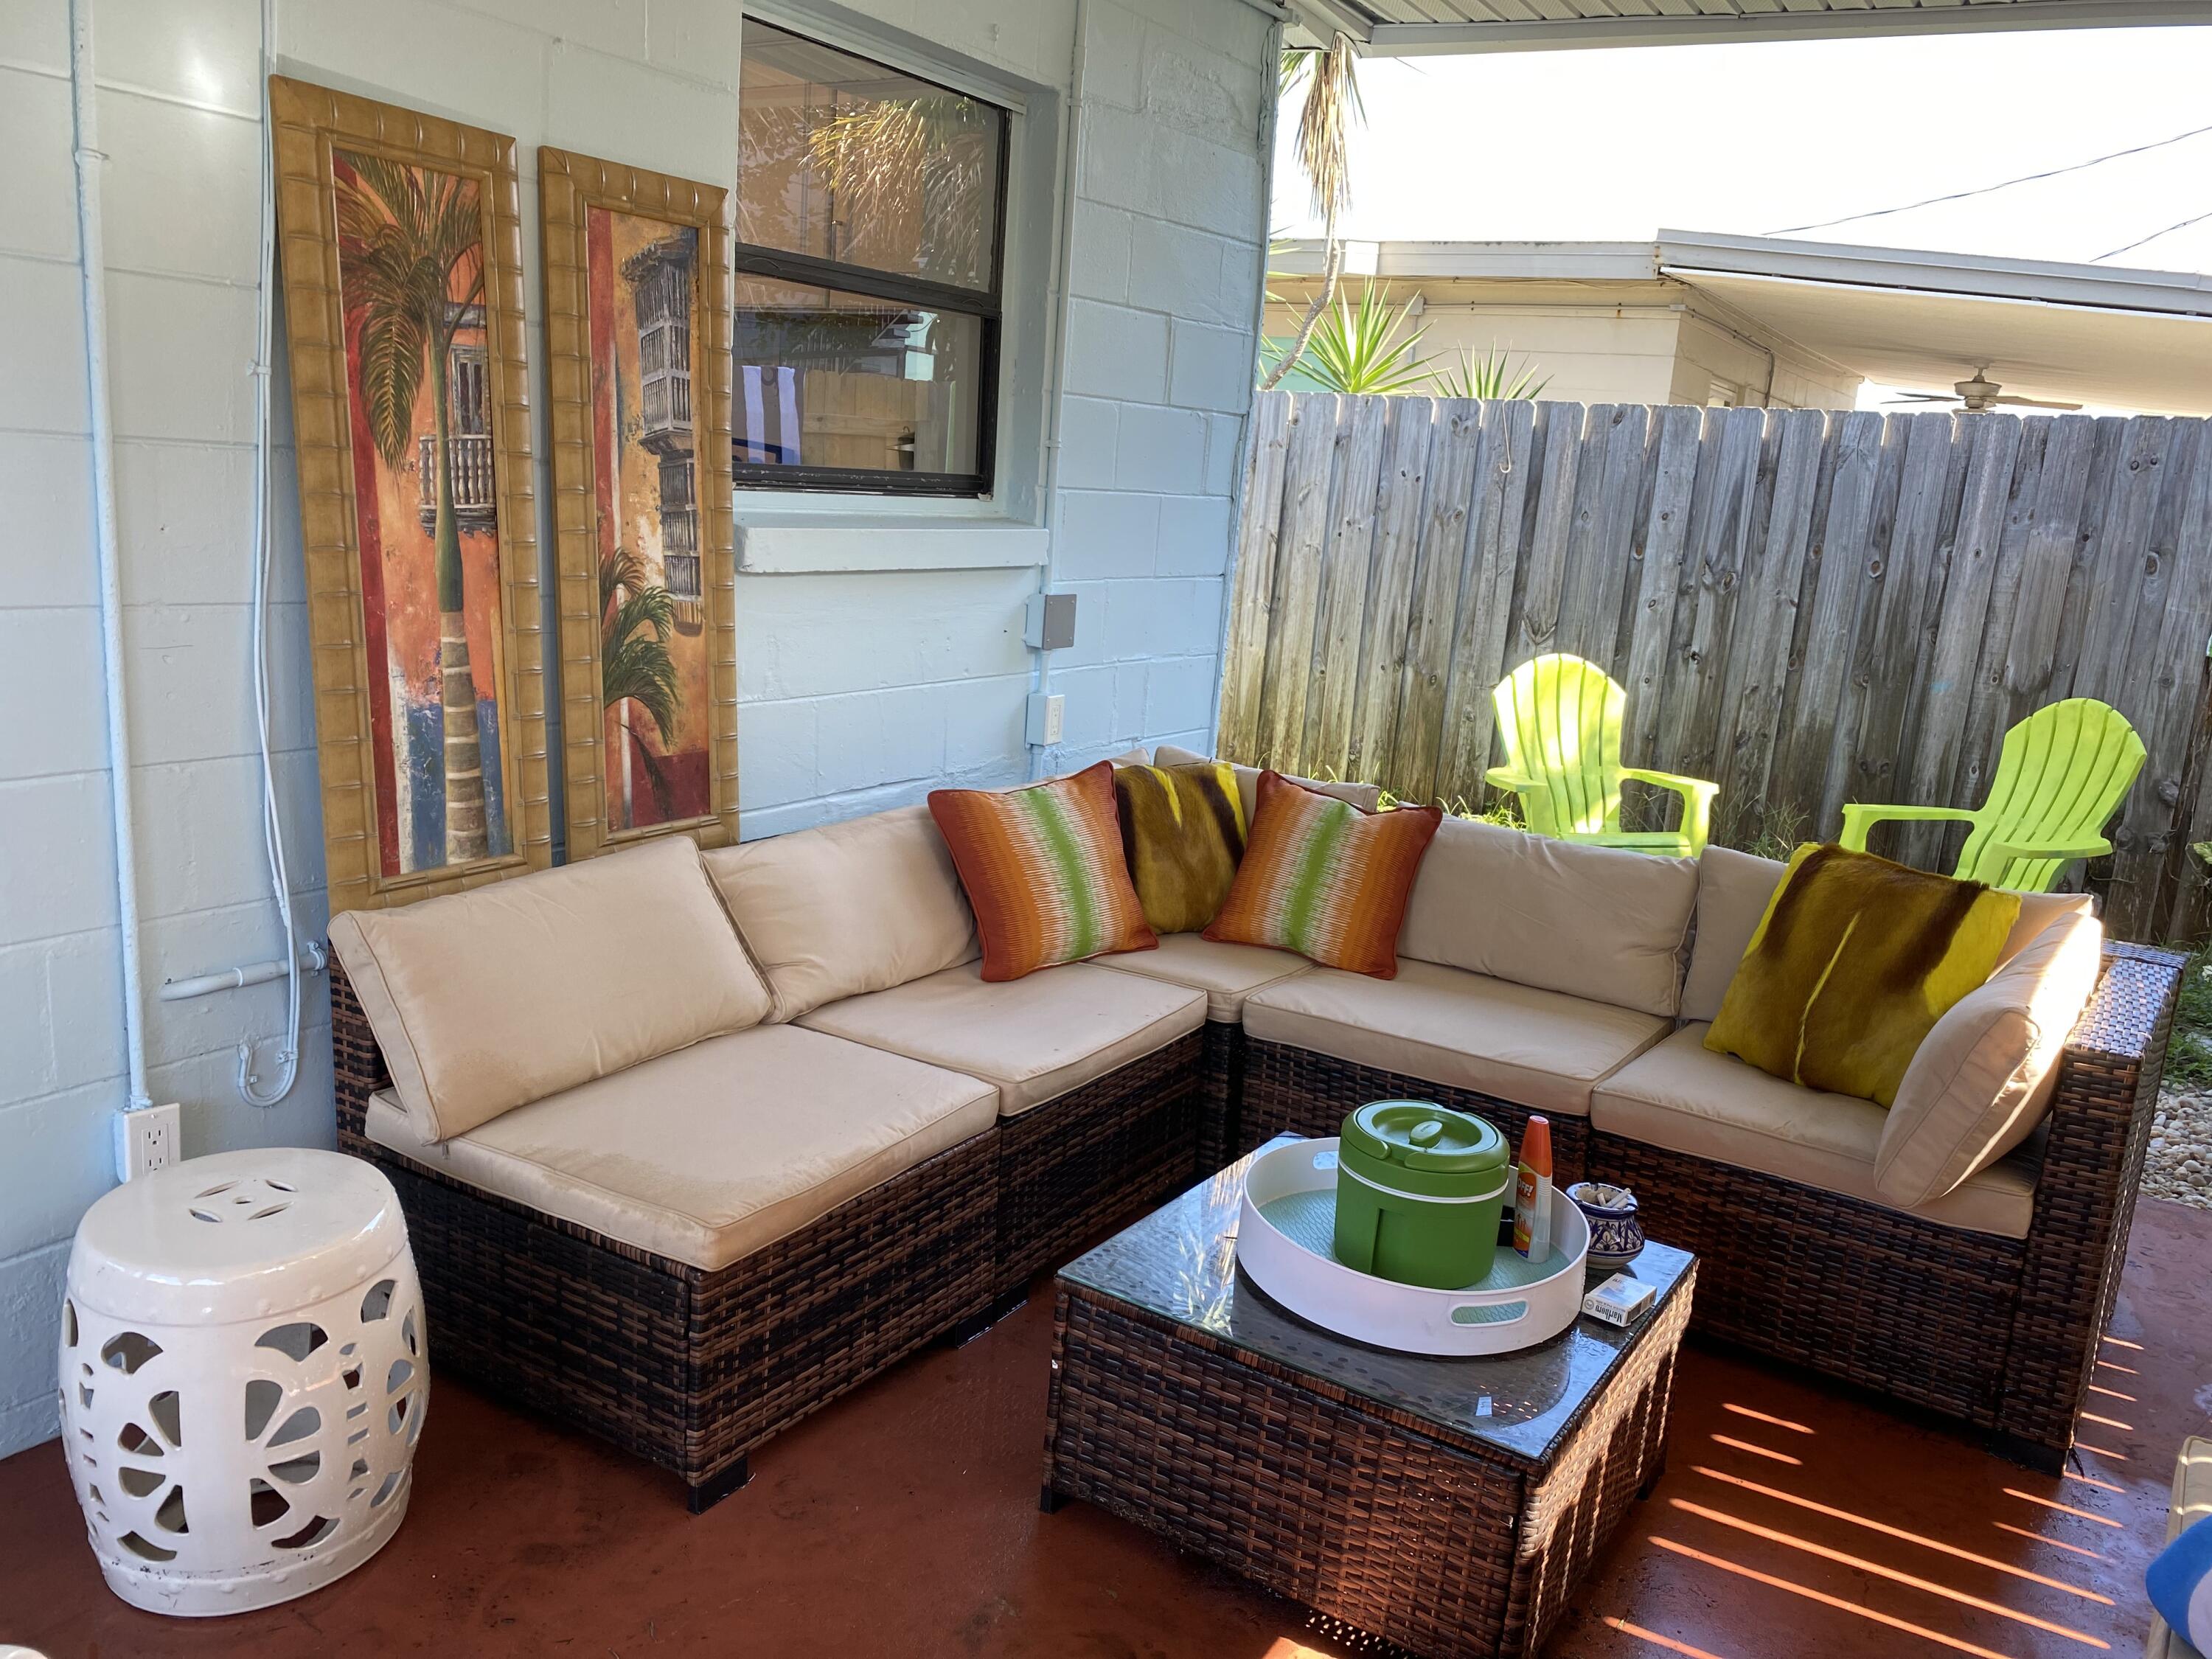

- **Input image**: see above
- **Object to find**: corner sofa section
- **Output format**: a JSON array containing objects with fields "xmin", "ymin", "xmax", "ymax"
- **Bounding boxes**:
[
  {"xmin": 330, "ymin": 816, "xmax": 1209, "ymax": 1510},
  {"xmin": 329, "ymin": 775, "xmax": 2183, "ymax": 1506}
]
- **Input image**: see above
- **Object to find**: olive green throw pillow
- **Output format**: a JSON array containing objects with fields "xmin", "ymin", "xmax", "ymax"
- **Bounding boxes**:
[
  {"xmin": 1704, "ymin": 843, "xmax": 2021, "ymax": 1108},
  {"xmin": 1112, "ymin": 762, "xmax": 1248, "ymax": 934}
]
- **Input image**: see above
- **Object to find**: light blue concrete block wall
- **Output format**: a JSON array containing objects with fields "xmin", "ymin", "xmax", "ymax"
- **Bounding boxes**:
[{"xmin": 0, "ymin": 0, "xmax": 1274, "ymax": 1458}]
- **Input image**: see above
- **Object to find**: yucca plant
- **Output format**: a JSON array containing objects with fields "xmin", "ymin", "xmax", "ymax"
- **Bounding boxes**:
[
  {"xmin": 600, "ymin": 548, "xmax": 682, "ymax": 818},
  {"xmin": 1260, "ymin": 33, "xmax": 1360, "ymax": 392},
  {"xmin": 1430, "ymin": 346, "xmax": 1550, "ymax": 401},
  {"xmin": 1273, "ymin": 279, "xmax": 1436, "ymax": 396}
]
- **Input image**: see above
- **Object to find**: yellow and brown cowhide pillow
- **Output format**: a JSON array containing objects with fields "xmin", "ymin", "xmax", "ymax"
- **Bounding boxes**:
[
  {"xmin": 1112, "ymin": 762, "xmax": 1248, "ymax": 935},
  {"xmin": 1704, "ymin": 843, "xmax": 2022, "ymax": 1107}
]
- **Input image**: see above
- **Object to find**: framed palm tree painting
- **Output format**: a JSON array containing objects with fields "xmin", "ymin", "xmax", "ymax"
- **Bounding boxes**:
[
  {"xmin": 540, "ymin": 148, "xmax": 738, "ymax": 858},
  {"xmin": 269, "ymin": 78, "xmax": 550, "ymax": 912}
]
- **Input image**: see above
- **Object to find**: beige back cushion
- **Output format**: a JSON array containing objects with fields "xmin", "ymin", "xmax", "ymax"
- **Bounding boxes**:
[
  {"xmin": 1680, "ymin": 848, "xmax": 1789, "ymax": 1024},
  {"xmin": 328, "ymin": 836, "xmax": 771, "ymax": 1144},
  {"xmin": 1680, "ymin": 846, "xmax": 2097, "ymax": 1025},
  {"xmin": 1875, "ymin": 909, "xmax": 2106, "ymax": 1208},
  {"xmin": 1153, "ymin": 744, "xmax": 1382, "ymax": 819},
  {"xmin": 1397, "ymin": 816, "xmax": 1698, "ymax": 1018},
  {"xmin": 704, "ymin": 804, "xmax": 978, "ymax": 1023}
]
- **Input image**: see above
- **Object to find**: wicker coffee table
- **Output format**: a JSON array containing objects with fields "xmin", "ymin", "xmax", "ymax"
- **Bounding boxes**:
[{"xmin": 1041, "ymin": 1138, "xmax": 1696, "ymax": 1659}]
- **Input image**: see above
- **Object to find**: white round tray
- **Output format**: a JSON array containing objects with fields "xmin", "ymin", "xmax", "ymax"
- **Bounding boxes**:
[{"xmin": 1235, "ymin": 1137, "xmax": 1590, "ymax": 1357}]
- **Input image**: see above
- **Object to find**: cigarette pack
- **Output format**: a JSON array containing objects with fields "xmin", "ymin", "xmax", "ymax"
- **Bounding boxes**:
[{"xmin": 1580, "ymin": 1273, "xmax": 1655, "ymax": 1328}]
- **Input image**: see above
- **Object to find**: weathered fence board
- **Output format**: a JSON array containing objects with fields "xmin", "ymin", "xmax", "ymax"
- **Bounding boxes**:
[{"xmin": 1222, "ymin": 390, "xmax": 2212, "ymax": 943}]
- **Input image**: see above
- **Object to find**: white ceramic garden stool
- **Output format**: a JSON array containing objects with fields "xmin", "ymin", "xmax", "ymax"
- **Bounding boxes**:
[{"xmin": 58, "ymin": 1147, "xmax": 428, "ymax": 1616}]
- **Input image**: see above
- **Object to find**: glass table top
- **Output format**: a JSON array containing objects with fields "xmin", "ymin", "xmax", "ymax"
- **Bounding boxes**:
[{"xmin": 1057, "ymin": 1138, "xmax": 1696, "ymax": 1471}]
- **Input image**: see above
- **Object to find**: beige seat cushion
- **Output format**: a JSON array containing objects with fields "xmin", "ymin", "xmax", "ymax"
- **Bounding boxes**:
[
  {"xmin": 796, "ymin": 961, "xmax": 1206, "ymax": 1117},
  {"xmin": 1876, "ymin": 910, "xmax": 2104, "ymax": 1208},
  {"xmin": 330, "ymin": 837, "xmax": 771, "ymax": 1144},
  {"xmin": 1241, "ymin": 958, "xmax": 1672, "ymax": 1119},
  {"xmin": 361, "ymin": 1025, "xmax": 997, "ymax": 1271},
  {"xmin": 1092, "ymin": 932, "xmax": 1315, "ymax": 1021},
  {"xmin": 1681, "ymin": 845, "xmax": 2098, "ymax": 1024},
  {"xmin": 1153, "ymin": 744, "xmax": 1381, "ymax": 820},
  {"xmin": 1591, "ymin": 1023, "xmax": 2036, "ymax": 1237},
  {"xmin": 704, "ymin": 805, "xmax": 978, "ymax": 1023},
  {"xmin": 1398, "ymin": 816, "xmax": 1697, "ymax": 1018}
]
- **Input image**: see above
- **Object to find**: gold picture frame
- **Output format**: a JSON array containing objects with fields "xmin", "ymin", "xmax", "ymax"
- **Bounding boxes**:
[
  {"xmin": 270, "ymin": 77, "xmax": 551, "ymax": 913},
  {"xmin": 540, "ymin": 147, "xmax": 739, "ymax": 858}
]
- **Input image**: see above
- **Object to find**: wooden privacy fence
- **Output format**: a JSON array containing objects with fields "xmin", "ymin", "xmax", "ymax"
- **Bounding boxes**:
[{"xmin": 1220, "ymin": 390, "xmax": 2212, "ymax": 944}]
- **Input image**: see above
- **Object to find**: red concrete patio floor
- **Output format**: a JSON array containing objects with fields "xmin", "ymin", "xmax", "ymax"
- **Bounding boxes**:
[{"xmin": 5, "ymin": 1194, "xmax": 2207, "ymax": 1659}]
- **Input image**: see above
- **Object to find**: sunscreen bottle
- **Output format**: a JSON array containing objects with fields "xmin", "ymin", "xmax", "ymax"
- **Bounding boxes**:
[{"xmin": 1513, "ymin": 1116, "xmax": 1554, "ymax": 1262}]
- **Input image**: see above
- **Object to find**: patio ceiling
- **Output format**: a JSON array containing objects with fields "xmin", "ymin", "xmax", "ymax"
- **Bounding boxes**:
[
  {"xmin": 1657, "ymin": 229, "xmax": 2212, "ymax": 414},
  {"xmin": 1286, "ymin": 0, "xmax": 2212, "ymax": 55}
]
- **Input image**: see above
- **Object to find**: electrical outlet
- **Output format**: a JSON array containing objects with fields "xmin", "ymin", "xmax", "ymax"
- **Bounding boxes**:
[
  {"xmin": 1026, "ymin": 692, "xmax": 1065, "ymax": 748},
  {"xmin": 114, "ymin": 1102, "xmax": 181, "ymax": 1183}
]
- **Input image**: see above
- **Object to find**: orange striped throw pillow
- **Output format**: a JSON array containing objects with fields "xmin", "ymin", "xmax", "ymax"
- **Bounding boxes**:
[
  {"xmin": 929, "ymin": 762, "xmax": 1158, "ymax": 981},
  {"xmin": 1206, "ymin": 771, "xmax": 1442, "ymax": 978}
]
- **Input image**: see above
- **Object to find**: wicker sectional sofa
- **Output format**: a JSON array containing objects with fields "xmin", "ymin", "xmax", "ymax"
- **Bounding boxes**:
[{"xmin": 327, "ymin": 755, "xmax": 2181, "ymax": 1510}]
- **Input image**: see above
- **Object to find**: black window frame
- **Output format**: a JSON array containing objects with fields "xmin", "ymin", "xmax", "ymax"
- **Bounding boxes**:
[{"xmin": 731, "ymin": 26, "xmax": 1012, "ymax": 500}]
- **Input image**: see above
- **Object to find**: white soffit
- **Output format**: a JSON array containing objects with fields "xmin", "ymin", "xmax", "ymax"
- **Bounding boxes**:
[
  {"xmin": 1656, "ymin": 232, "xmax": 2212, "ymax": 414},
  {"xmin": 1289, "ymin": 0, "xmax": 2212, "ymax": 55}
]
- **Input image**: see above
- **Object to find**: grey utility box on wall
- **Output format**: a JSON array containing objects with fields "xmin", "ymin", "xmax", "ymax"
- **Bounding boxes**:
[{"xmin": 1025, "ymin": 591, "xmax": 1079, "ymax": 652}]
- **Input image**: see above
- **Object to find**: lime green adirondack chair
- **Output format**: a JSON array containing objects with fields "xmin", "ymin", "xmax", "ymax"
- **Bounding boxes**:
[
  {"xmin": 1485, "ymin": 654, "xmax": 1719, "ymax": 858},
  {"xmin": 1838, "ymin": 698, "xmax": 2145, "ymax": 892}
]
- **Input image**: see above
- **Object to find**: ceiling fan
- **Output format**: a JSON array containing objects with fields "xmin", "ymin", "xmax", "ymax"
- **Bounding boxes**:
[{"xmin": 1885, "ymin": 367, "xmax": 2081, "ymax": 413}]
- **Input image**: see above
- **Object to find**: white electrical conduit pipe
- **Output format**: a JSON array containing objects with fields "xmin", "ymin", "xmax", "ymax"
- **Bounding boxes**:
[
  {"xmin": 237, "ymin": 0, "xmax": 302, "ymax": 1107},
  {"xmin": 100, "ymin": 0, "xmax": 302, "ymax": 1099},
  {"xmin": 70, "ymin": 0, "xmax": 151, "ymax": 1115},
  {"xmin": 1029, "ymin": 0, "xmax": 1091, "ymax": 782},
  {"xmin": 159, "ymin": 944, "xmax": 326, "ymax": 1006}
]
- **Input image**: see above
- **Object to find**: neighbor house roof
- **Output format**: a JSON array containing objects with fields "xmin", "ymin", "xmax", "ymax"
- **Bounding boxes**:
[
  {"xmin": 1287, "ymin": 0, "xmax": 2212, "ymax": 56},
  {"xmin": 1271, "ymin": 229, "xmax": 2212, "ymax": 415}
]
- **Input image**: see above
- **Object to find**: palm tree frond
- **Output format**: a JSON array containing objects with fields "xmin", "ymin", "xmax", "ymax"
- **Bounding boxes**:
[
  {"xmin": 599, "ymin": 549, "xmax": 681, "ymax": 747},
  {"xmin": 802, "ymin": 95, "xmax": 996, "ymax": 287},
  {"xmin": 1292, "ymin": 34, "xmax": 1359, "ymax": 226},
  {"xmin": 334, "ymin": 155, "xmax": 485, "ymax": 465},
  {"xmin": 349, "ymin": 254, "xmax": 431, "ymax": 464},
  {"xmin": 1261, "ymin": 38, "xmax": 1360, "ymax": 392}
]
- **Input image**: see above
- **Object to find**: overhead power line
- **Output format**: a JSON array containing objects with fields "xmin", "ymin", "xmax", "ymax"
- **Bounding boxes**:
[
  {"xmin": 1766, "ymin": 121, "xmax": 2212, "ymax": 237},
  {"xmin": 2096, "ymin": 205, "xmax": 2212, "ymax": 263}
]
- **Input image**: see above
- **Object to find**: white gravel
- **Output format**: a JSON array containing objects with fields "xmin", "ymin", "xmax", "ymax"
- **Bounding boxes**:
[{"xmin": 2143, "ymin": 1089, "xmax": 2212, "ymax": 1212}]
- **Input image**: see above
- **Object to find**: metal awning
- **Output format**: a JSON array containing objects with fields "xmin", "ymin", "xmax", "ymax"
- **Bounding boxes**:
[
  {"xmin": 1655, "ymin": 230, "xmax": 2212, "ymax": 414},
  {"xmin": 1288, "ymin": 0, "xmax": 2212, "ymax": 55},
  {"xmin": 1268, "ymin": 229, "xmax": 2212, "ymax": 413}
]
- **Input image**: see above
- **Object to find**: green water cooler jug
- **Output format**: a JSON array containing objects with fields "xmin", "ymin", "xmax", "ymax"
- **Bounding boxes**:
[{"xmin": 1332, "ymin": 1102, "xmax": 1512, "ymax": 1290}]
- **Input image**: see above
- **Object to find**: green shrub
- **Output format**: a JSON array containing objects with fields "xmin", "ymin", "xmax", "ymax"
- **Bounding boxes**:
[{"xmin": 2166, "ymin": 942, "xmax": 2212, "ymax": 1092}]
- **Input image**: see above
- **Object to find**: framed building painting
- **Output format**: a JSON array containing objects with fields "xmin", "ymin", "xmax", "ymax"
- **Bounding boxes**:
[
  {"xmin": 268, "ymin": 77, "xmax": 551, "ymax": 912},
  {"xmin": 539, "ymin": 148, "xmax": 738, "ymax": 858}
]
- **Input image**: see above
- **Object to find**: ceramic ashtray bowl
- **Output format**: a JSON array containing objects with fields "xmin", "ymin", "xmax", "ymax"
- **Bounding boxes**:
[{"xmin": 1566, "ymin": 1181, "xmax": 1644, "ymax": 1271}]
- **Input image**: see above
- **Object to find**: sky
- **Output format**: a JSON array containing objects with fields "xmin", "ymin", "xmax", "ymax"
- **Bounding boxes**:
[{"xmin": 1270, "ymin": 26, "xmax": 2212, "ymax": 276}]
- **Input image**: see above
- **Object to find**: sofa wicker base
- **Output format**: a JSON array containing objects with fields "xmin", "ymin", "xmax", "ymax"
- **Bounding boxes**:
[
  {"xmin": 1237, "ymin": 942, "xmax": 2182, "ymax": 1473},
  {"xmin": 332, "ymin": 960, "xmax": 998, "ymax": 1508},
  {"xmin": 995, "ymin": 1030, "xmax": 1206, "ymax": 1295},
  {"xmin": 1594, "ymin": 1136, "xmax": 2019, "ymax": 1428},
  {"xmin": 1196, "ymin": 1020, "xmax": 1244, "ymax": 1175},
  {"xmin": 1242, "ymin": 1038, "xmax": 1592, "ymax": 1185}
]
